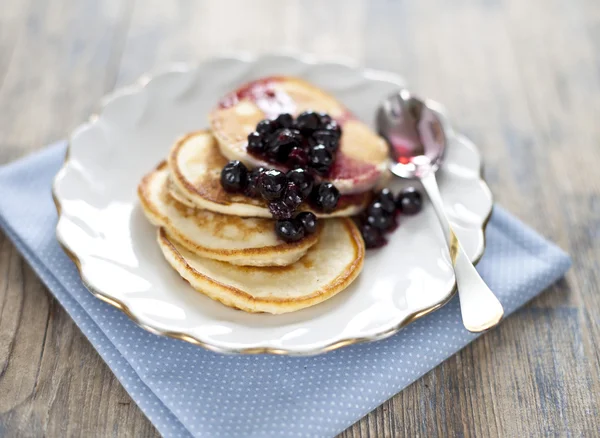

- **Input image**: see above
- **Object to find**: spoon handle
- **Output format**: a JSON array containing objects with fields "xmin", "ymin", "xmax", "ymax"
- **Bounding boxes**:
[{"xmin": 419, "ymin": 172, "xmax": 504, "ymax": 332}]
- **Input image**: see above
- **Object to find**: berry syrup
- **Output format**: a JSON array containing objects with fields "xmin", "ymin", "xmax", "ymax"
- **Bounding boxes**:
[
  {"xmin": 218, "ymin": 76, "xmax": 296, "ymax": 118},
  {"xmin": 221, "ymin": 77, "xmax": 377, "ymax": 182}
]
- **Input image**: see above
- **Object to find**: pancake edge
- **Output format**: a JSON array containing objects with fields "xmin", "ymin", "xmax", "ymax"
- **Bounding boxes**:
[
  {"xmin": 137, "ymin": 162, "xmax": 320, "ymax": 266},
  {"xmin": 156, "ymin": 218, "xmax": 365, "ymax": 314},
  {"xmin": 167, "ymin": 130, "xmax": 369, "ymax": 218}
]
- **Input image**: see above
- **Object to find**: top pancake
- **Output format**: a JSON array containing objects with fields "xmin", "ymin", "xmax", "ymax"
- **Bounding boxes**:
[
  {"xmin": 209, "ymin": 76, "xmax": 389, "ymax": 195},
  {"xmin": 168, "ymin": 130, "xmax": 371, "ymax": 218}
]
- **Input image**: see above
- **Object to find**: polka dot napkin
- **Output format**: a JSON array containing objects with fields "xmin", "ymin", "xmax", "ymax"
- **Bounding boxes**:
[{"xmin": 0, "ymin": 142, "xmax": 571, "ymax": 438}]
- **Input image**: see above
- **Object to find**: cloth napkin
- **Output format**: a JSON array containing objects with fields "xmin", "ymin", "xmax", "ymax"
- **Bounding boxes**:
[{"xmin": 0, "ymin": 141, "xmax": 571, "ymax": 438}]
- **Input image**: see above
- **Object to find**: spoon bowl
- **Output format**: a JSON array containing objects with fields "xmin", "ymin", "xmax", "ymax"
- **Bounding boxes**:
[{"xmin": 376, "ymin": 89, "xmax": 447, "ymax": 179}]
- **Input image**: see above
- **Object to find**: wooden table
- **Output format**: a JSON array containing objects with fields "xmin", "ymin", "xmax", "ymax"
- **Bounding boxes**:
[{"xmin": 1, "ymin": 0, "xmax": 598, "ymax": 436}]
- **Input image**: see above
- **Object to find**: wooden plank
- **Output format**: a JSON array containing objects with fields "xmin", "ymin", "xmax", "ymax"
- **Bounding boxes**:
[
  {"xmin": 115, "ymin": 0, "xmax": 367, "ymax": 85},
  {"xmin": 342, "ymin": 0, "xmax": 600, "ymax": 437},
  {"xmin": 0, "ymin": 0, "xmax": 134, "ymax": 157},
  {"xmin": 0, "ymin": 0, "xmax": 159, "ymax": 436}
]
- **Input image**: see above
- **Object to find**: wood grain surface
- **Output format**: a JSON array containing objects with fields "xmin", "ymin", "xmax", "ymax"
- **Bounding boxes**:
[{"xmin": 0, "ymin": 0, "xmax": 598, "ymax": 436}]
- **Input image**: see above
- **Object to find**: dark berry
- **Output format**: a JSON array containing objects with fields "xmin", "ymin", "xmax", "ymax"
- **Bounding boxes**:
[
  {"xmin": 257, "ymin": 169, "xmax": 287, "ymax": 201},
  {"xmin": 295, "ymin": 111, "xmax": 321, "ymax": 134},
  {"xmin": 275, "ymin": 113, "xmax": 294, "ymax": 128},
  {"xmin": 360, "ymin": 224, "xmax": 387, "ymax": 249},
  {"xmin": 308, "ymin": 144, "xmax": 334, "ymax": 175},
  {"xmin": 282, "ymin": 183, "xmax": 303, "ymax": 210},
  {"xmin": 247, "ymin": 131, "xmax": 264, "ymax": 154},
  {"xmin": 296, "ymin": 212, "xmax": 317, "ymax": 234},
  {"xmin": 275, "ymin": 219, "xmax": 305, "ymax": 243},
  {"xmin": 396, "ymin": 187, "xmax": 423, "ymax": 215},
  {"xmin": 366, "ymin": 202, "xmax": 394, "ymax": 230},
  {"xmin": 286, "ymin": 168, "xmax": 314, "ymax": 198},
  {"xmin": 323, "ymin": 120, "xmax": 341, "ymax": 138},
  {"xmin": 256, "ymin": 119, "xmax": 278, "ymax": 135},
  {"xmin": 366, "ymin": 214, "xmax": 394, "ymax": 231},
  {"xmin": 266, "ymin": 128, "xmax": 301, "ymax": 162},
  {"xmin": 367, "ymin": 201, "xmax": 388, "ymax": 218},
  {"xmin": 220, "ymin": 160, "xmax": 248, "ymax": 193},
  {"xmin": 244, "ymin": 167, "xmax": 266, "ymax": 198},
  {"xmin": 269, "ymin": 200, "xmax": 294, "ymax": 219},
  {"xmin": 286, "ymin": 147, "xmax": 309, "ymax": 168},
  {"xmin": 318, "ymin": 112, "xmax": 333, "ymax": 126},
  {"xmin": 289, "ymin": 128, "xmax": 303, "ymax": 140},
  {"xmin": 310, "ymin": 182, "xmax": 340, "ymax": 213},
  {"xmin": 312, "ymin": 130, "xmax": 339, "ymax": 153},
  {"xmin": 375, "ymin": 188, "xmax": 396, "ymax": 214}
]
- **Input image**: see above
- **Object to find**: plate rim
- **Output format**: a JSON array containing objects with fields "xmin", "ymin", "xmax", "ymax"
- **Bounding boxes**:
[{"xmin": 51, "ymin": 53, "xmax": 493, "ymax": 356}]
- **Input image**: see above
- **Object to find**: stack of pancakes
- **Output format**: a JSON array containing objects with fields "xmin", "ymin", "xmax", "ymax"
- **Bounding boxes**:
[{"xmin": 138, "ymin": 77, "xmax": 390, "ymax": 314}]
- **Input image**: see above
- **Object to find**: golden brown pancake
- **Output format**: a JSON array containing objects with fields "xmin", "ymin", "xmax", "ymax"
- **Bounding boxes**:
[
  {"xmin": 138, "ymin": 162, "xmax": 320, "ymax": 266},
  {"xmin": 167, "ymin": 130, "xmax": 371, "ymax": 218},
  {"xmin": 157, "ymin": 218, "xmax": 365, "ymax": 314},
  {"xmin": 209, "ymin": 76, "xmax": 389, "ymax": 194}
]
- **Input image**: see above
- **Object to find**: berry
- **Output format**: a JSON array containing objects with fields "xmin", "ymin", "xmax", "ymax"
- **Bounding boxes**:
[
  {"xmin": 286, "ymin": 168, "xmax": 314, "ymax": 198},
  {"xmin": 366, "ymin": 202, "xmax": 394, "ymax": 230},
  {"xmin": 269, "ymin": 200, "xmax": 294, "ymax": 219},
  {"xmin": 244, "ymin": 167, "xmax": 266, "ymax": 198},
  {"xmin": 275, "ymin": 219, "xmax": 305, "ymax": 243},
  {"xmin": 286, "ymin": 147, "xmax": 309, "ymax": 168},
  {"xmin": 248, "ymin": 112, "xmax": 342, "ymax": 171},
  {"xmin": 396, "ymin": 187, "xmax": 422, "ymax": 215},
  {"xmin": 368, "ymin": 201, "xmax": 388, "ymax": 218},
  {"xmin": 366, "ymin": 214, "xmax": 394, "ymax": 231},
  {"xmin": 309, "ymin": 144, "xmax": 333, "ymax": 175},
  {"xmin": 295, "ymin": 111, "xmax": 321, "ymax": 134},
  {"xmin": 360, "ymin": 224, "xmax": 387, "ymax": 249},
  {"xmin": 318, "ymin": 112, "xmax": 332, "ymax": 126},
  {"xmin": 247, "ymin": 131, "xmax": 264, "ymax": 154},
  {"xmin": 256, "ymin": 119, "xmax": 278, "ymax": 135},
  {"xmin": 296, "ymin": 212, "xmax": 317, "ymax": 234},
  {"xmin": 282, "ymin": 183, "xmax": 303, "ymax": 210},
  {"xmin": 375, "ymin": 188, "xmax": 396, "ymax": 214},
  {"xmin": 323, "ymin": 120, "xmax": 341, "ymax": 138},
  {"xmin": 266, "ymin": 128, "xmax": 301, "ymax": 162},
  {"xmin": 289, "ymin": 128, "xmax": 303, "ymax": 141},
  {"xmin": 220, "ymin": 160, "xmax": 248, "ymax": 193},
  {"xmin": 257, "ymin": 169, "xmax": 287, "ymax": 201},
  {"xmin": 275, "ymin": 113, "xmax": 294, "ymax": 128},
  {"xmin": 310, "ymin": 182, "xmax": 340, "ymax": 213},
  {"xmin": 312, "ymin": 130, "xmax": 339, "ymax": 153}
]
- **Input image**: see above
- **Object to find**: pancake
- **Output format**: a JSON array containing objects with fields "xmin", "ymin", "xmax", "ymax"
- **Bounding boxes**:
[
  {"xmin": 209, "ymin": 76, "xmax": 389, "ymax": 194},
  {"xmin": 157, "ymin": 218, "xmax": 365, "ymax": 314},
  {"xmin": 138, "ymin": 162, "xmax": 320, "ymax": 266},
  {"xmin": 168, "ymin": 130, "xmax": 371, "ymax": 218},
  {"xmin": 167, "ymin": 177, "xmax": 200, "ymax": 208}
]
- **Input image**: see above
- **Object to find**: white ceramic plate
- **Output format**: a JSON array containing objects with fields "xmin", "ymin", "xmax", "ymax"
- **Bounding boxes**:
[{"xmin": 53, "ymin": 54, "xmax": 492, "ymax": 355}]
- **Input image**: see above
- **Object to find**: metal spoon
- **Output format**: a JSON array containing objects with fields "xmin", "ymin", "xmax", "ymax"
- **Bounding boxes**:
[{"xmin": 376, "ymin": 89, "xmax": 504, "ymax": 332}]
